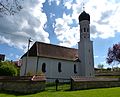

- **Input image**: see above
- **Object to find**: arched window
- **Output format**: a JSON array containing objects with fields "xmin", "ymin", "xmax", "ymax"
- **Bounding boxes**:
[
  {"xmin": 42, "ymin": 63, "xmax": 46, "ymax": 73},
  {"xmin": 74, "ymin": 64, "xmax": 77, "ymax": 74},
  {"xmin": 58, "ymin": 62, "xmax": 62, "ymax": 72},
  {"xmin": 84, "ymin": 28, "xmax": 86, "ymax": 32}
]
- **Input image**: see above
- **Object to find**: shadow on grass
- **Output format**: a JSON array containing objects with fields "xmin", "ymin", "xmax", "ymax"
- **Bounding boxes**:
[
  {"xmin": 0, "ymin": 89, "xmax": 71, "ymax": 96},
  {"xmin": 0, "ymin": 83, "xmax": 71, "ymax": 95},
  {"xmin": 45, "ymin": 84, "xmax": 71, "ymax": 92},
  {"xmin": 0, "ymin": 90, "xmax": 41, "ymax": 96}
]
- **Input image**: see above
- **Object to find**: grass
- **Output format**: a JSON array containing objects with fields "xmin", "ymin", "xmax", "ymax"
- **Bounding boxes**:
[{"xmin": 0, "ymin": 87, "xmax": 120, "ymax": 97}]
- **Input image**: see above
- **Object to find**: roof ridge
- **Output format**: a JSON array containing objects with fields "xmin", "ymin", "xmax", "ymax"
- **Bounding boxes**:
[
  {"xmin": 21, "ymin": 41, "xmax": 78, "ymax": 61},
  {"xmin": 35, "ymin": 41, "xmax": 77, "ymax": 50}
]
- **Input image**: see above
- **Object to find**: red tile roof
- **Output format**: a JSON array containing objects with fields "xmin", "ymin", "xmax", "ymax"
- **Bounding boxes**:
[{"xmin": 22, "ymin": 42, "xmax": 79, "ymax": 61}]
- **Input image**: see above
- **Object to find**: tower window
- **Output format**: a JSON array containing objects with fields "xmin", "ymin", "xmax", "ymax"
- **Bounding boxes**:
[
  {"xmin": 87, "ymin": 28, "xmax": 89, "ymax": 32},
  {"xmin": 84, "ymin": 28, "xmax": 86, "ymax": 32},
  {"xmin": 74, "ymin": 64, "xmax": 77, "ymax": 74},
  {"xmin": 42, "ymin": 63, "xmax": 46, "ymax": 73},
  {"xmin": 89, "ymin": 49, "xmax": 90, "ymax": 52},
  {"xmin": 58, "ymin": 62, "xmax": 62, "ymax": 72}
]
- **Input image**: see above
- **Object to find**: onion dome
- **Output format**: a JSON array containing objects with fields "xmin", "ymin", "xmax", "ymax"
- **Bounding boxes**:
[{"xmin": 79, "ymin": 11, "xmax": 90, "ymax": 23}]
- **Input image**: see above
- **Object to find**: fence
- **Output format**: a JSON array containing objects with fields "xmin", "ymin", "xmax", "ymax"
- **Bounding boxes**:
[
  {"xmin": 46, "ymin": 77, "xmax": 120, "ymax": 91},
  {"xmin": 46, "ymin": 77, "xmax": 71, "ymax": 91}
]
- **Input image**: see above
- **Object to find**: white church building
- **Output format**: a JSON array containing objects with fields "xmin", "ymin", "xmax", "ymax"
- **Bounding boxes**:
[{"xmin": 20, "ymin": 11, "xmax": 94, "ymax": 79}]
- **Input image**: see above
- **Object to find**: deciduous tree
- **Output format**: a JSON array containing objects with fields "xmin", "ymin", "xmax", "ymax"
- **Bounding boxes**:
[
  {"xmin": 0, "ymin": 0, "xmax": 23, "ymax": 16},
  {"xmin": 97, "ymin": 64, "xmax": 104, "ymax": 70},
  {"xmin": 106, "ymin": 43, "xmax": 120, "ymax": 66},
  {"xmin": 0, "ymin": 61, "xmax": 18, "ymax": 76}
]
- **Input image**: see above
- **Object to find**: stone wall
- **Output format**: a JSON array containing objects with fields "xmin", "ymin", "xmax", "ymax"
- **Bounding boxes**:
[
  {"xmin": 95, "ymin": 71, "xmax": 120, "ymax": 76},
  {"xmin": 0, "ymin": 76, "xmax": 46, "ymax": 94},
  {"xmin": 71, "ymin": 76, "xmax": 120, "ymax": 90}
]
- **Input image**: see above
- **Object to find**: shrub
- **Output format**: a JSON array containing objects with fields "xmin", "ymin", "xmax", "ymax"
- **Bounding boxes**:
[{"xmin": 0, "ymin": 61, "xmax": 18, "ymax": 76}]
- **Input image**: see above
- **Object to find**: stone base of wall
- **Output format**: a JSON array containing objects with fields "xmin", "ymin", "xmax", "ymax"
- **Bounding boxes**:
[
  {"xmin": 71, "ymin": 76, "xmax": 120, "ymax": 90},
  {"xmin": 0, "ymin": 76, "xmax": 46, "ymax": 94}
]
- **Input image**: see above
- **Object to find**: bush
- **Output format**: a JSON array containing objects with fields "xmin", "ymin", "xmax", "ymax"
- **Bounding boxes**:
[{"xmin": 0, "ymin": 61, "xmax": 18, "ymax": 76}]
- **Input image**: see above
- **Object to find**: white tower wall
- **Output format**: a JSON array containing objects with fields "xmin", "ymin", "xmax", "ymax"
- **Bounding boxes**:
[{"xmin": 78, "ymin": 13, "xmax": 94, "ymax": 77}]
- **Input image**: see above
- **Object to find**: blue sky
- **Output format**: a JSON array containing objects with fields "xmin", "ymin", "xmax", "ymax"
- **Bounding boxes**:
[{"xmin": 0, "ymin": 0, "xmax": 120, "ymax": 68}]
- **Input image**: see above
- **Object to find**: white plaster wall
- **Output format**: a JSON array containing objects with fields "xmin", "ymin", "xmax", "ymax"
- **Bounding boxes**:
[
  {"xmin": 20, "ymin": 57, "xmax": 80, "ymax": 79},
  {"xmin": 36, "ymin": 57, "xmax": 79, "ymax": 79},
  {"xmin": 78, "ymin": 39, "xmax": 94, "ymax": 77},
  {"xmin": 27, "ymin": 57, "xmax": 37, "ymax": 74},
  {"xmin": 78, "ymin": 19, "xmax": 94, "ymax": 77},
  {"xmin": 20, "ymin": 57, "xmax": 26, "ymax": 76},
  {"xmin": 20, "ymin": 57, "xmax": 37, "ymax": 76}
]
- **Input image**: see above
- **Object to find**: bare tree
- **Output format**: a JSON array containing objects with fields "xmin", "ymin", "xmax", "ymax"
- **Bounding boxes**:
[{"xmin": 0, "ymin": 0, "xmax": 23, "ymax": 16}]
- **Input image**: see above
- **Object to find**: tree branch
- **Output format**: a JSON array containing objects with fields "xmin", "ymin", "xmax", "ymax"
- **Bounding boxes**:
[{"xmin": 0, "ymin": 0, "xmax": 23, "ymax": 16}]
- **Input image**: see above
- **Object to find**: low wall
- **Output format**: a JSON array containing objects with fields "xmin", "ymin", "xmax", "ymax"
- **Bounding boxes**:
[
  {"xmin": 0, "ymin": 76, "xmax": 46, "ymax": 94},
  {"xmin": 95, "ymin": 71, "xmax": 120, "ymax": 76},
  {"xmin": 71, "ymin": 77, "xmax": 120, "ymax": 90}
]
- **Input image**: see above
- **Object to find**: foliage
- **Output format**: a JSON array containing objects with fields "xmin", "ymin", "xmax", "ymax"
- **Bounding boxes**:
[
  {"xmin": 26, "ymin": 71, "xmax": 34, "ymax": 76},
  {"xmin": 106, "ymin": 43, "xmax": 120, "ymax": 65},
  {"xmin": 0, "ymin": 0, "xmax": 23, "ymax": 16},
  {"xmin": 0, "ymin": 61, "xmax": 18, "ymax": 76},
  {"xmin": 36, "ymin": 71, "xmax": 45, "ymax": 76},
  {"xmin": 97, "ymin": 64, "xmax": 104, "ymax": 69},
  {"xmin": 26, "ymin": 71, "xmax": 45, "ymax": 76},
  {"xmin": 0, "ymin": 87, "xmax": 120, "ymax": 97}
]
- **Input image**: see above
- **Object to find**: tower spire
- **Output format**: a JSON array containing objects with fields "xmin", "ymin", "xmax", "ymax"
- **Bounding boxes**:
[
  {"xmin": 83, "ymin": 3, "xmax": 85, "ymax": 11},
  {"xmin": 82, "ymin": 0, "xmax": 85, "ymax": 11}
]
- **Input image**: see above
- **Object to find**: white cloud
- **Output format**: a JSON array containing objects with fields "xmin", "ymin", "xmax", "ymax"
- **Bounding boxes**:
[
  {"xmin": 48, "ymin": 0, "xmax": 61, "ymax": 5},
  {"xmin": 10, "ymin": 53, "xmax": 14, "ymax": 57},
  {"xmin": 64, "ymin": 1, "xmax": 72, "ymax": 9},
  {"xmin": 53, "ymin": 0, "xmax": 120, "ymax": 47},
  {"xmin": 0, "ymin": 0, "xmax": 50, "ymax": 52},
  {"xmin": 86, "ymin": 0, "xmax": 120, "ymax": 39},
  {"xmin": 15, "ymin": 55, "xmax": 20, "ymax": 59},
  {"xmin": 9, "ymin": 53, "xmax": 20, "ymax": 60},
  {"xmin": 55, "ymin": 13, "xmax": 79, "ymax": 47},
  {"xmin": 94, "ymin": 56, "xmax": 99, "ymax": 58}
]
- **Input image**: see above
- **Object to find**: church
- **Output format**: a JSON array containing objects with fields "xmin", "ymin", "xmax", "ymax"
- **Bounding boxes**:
[{"xmin": 20, "ymin": 11, "xmax": 94, "ymax": 80}]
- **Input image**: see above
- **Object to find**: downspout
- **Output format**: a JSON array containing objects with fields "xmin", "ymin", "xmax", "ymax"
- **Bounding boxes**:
[
  {"xmin": 36, "ymin": 42, "xmax": 39, "ymax": 74},
  {"xmin": 36, "ymin": 56, "xmax": 39, "ymax": 74}
]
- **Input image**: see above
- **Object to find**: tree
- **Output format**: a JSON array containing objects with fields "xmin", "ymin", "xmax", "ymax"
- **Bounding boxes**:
[
  {"xmin": 0, "ymin": 0, "xmax": 23, "ymax": 16},
  {"xmin": 106, "ymin": 43, "xmax": 120, "ymax": 66},
  {"xmin": 97, "ymin": 64, "xmax": 104, "ymax": 70},
  {"xmin": 0, "ymin": 61, "xmax": 18, "ymax": 76}
]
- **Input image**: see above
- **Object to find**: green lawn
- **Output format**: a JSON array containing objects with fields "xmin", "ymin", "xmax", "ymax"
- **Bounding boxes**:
[{"xmin": 0, "ymin": 87, "xmax": 120, "ymax": 97}]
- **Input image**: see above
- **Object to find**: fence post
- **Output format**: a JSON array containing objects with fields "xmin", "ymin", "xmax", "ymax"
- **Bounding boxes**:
[
  {"xmin": 55, "ymin": 79, "xmax": 59, "ymax": 91},
  {"xmin": 70, "ymin": 78, "xmax": 73, "ymax": 90}
]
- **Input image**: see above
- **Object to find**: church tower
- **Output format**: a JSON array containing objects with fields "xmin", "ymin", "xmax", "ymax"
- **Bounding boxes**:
[{"xmin": 78, "ymin": 11, "xmax": 94, "ymax": 77}]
